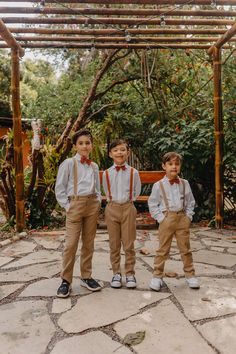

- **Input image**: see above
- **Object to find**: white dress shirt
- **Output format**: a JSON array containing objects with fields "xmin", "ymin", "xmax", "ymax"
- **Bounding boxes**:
[
  {"xmin": 102, "ymin": 163, "xmax": 141, "ymax": 203},
  {"xmin": 148, "ymin": 175, "xmax": 195, "ymax": 223},
  {"xmin": 55, "ymin": 153, "xmax": 101, "ymax": 211}
]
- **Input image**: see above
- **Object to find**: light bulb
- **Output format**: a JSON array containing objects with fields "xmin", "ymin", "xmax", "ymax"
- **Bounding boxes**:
[{"xmin": 160, "ymin": 16, "xmax": 166, "ymax": 27}]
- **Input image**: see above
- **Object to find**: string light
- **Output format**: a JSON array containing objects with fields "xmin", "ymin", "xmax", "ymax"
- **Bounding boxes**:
[
  {"xmin": 90, "ymin": 41, "xmax": 96, "ymax": 54},
  {"xmin": 211, "ymin": 0, "xmax": 217, "ymax": 8},
  {"xmin": 160, "ymin": 16, "xmax": 166, "ymax": 27},
  {"xmin": 38, "ymin": 0, "xmax": 45, "ymax": 11},
  {"xmin": 84, "ymin": 18, "xmax": 89, "ymax": 28},
  {"xmin": 125, "ymin": 31, "xmax": 131, "ymax": 42}
]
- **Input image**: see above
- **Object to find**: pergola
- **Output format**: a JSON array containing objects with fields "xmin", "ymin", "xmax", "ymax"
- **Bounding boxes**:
[{"xmin": 0, "ymin": 0, "xmax": 236, "ymax": 231}]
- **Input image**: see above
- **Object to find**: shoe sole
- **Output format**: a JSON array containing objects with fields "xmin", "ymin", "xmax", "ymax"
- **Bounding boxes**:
[
  {"xmin": 149, "ymin": 285, "xmax": 161, "ymax": 291},
  {"xmin": 80, "ymin": 281, "xmax": 102, "ymax": 292},
  {"xmin": 110, "ymin": 283, "xmax": 122, "ymax": 288},
  {"xmin": 188, "ymin": 285, "xmax": 200, "ymax": 289},
  {"xmin": 126, "ymin": 283, "xmax": 137, "ymax": 288}
]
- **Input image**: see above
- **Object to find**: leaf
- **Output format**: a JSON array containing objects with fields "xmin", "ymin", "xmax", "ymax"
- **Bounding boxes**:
[{"xmin": 123, "ymin": 331, "xmax": 146, "ymax": 346}]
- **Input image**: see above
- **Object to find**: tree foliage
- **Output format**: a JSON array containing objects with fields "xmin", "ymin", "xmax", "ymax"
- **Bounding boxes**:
[{"xmin": 0, "ymin": 47, "xmax": 235, "ymax": 227}]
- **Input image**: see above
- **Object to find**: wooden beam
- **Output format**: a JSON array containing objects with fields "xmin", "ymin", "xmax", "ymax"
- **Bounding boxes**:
[
  {"xmin": 212, "ymin": 47, "xmax": 224, "ymax": 229},
  {"xmin": 0, "ymin": 42, "xmax": 230, "ymax": 49},
  {"xmin": 11, "ymin": 49, "xmax": 25, "ymax": 232},
  {"xmin": 7, "ymin": 28, "xmax": 232, "ymax": 36},
  {"xmin": 0, "ymin": 19, "xmax": 24, "ymax": 57},
  {"xmin": 12, "ymin": 35, "xmax": 236, "ymax": 43},
  {"xmin": 1, "ymin": 7, "xmax": 236, "ymax": 17},
  {"xmin": 208, "ymin": 22, "xmax": 236, "ymax": 55},
  {"xmin": 2, "ymin": 17, "xmax": 235, "ymax": 26},
  {"xmin": 0, "ymin": 0, "xmax": 236, "ymax": 5}
]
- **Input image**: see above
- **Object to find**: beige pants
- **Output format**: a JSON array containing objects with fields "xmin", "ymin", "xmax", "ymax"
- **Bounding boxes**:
[
  {"xmin": 105, "ymin": 201, "xmax": 137, "ymax": 276},
  {"xmin": 61, "ymin": 195, "xmax": 100, "ymax": 284},
  {"xmin": 154, "ymin": 211, "xmax": 195, "ymax": 278}
]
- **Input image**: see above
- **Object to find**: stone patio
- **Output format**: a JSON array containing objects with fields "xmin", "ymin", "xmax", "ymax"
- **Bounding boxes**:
[{"xmin": 0, "ymin": 226, "xmax": 235, "ymax": 354}]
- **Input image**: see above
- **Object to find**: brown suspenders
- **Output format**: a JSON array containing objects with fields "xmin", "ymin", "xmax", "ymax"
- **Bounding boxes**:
[
  {"xmin": 105, "ymin": 167, "xmax": 134, "ymax": 202},
  {"xmin": 73, "ymin": 157, "xmax": 96, "ymax": 198},
  {"xmin": 159, "ymin": 179, "xmax": 186, "ymax": 211}
]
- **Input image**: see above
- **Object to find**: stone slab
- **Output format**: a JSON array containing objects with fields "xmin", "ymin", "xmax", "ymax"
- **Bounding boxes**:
[
  {"xmin": 58, "ymin": 288, "xmax": 170, "ymax": 333},
  {"xmin": 74, "ymin": 252, "xmax": 153, "ymax": 289},
  {"xmin": 0, "ymin": 256, "xmax": 13, "ymax": 267},
  {"xmin": 142, "ymin": 258, "xmax": 233, "ymax": 276},
  {"xmin": 31, "ymin": 236, "xmax": 63, "ymax": 249},
  {"xmin": 0, "ymin": 283, "xmax": 24, "ymax": 301},
  {"xmin": 172, "ymin": 249, "xmax": 236, "ymax": 267},
  {"xmin": 197, "ymin": 315, "xmax": 236, "ymax": 354},
  {"xmin": 73, "ymin": 251, "xmax": 111, "ymax": 281},
  {"xmin": 0, "ymin": 262, "xmax": 61, "ymax": 282},
  {"xmin": 0, "ymin": 240, "xmax": 36, "ymax": 257},
  {"xmin": 165, "ymin": 277, "xmax": 236, "ymax": 321},
  {"xmin": 0, "ymin": 300, "xmax": 55, "ymax": 354},
  {"xmin": 52, "ymin": 298, "xmax": 72, "ymax": 313},
  {"xmin": 211, "ymin": 247, "xmax": 225, "ymax": 252},
  {"xmin": 195, "ymin": 231, "xmax": 223, "ymax": 238},
  {"xmin": 2, "ymin": 250, "xmax": 61, "ymax": 269},
  {"xmin": 19, "ymin": 278, "xmax": 90, "ymax": 297},
  {"xmin": 115, "ymin": 299, "xmax": 215, "ymax": 354},
  {"xmin": 202, "ymin": 238, "xmax": 236, "ymax": 248},
  {"xmin": 227, "ymin": 248, "xmax": 236, "ymax": 255},
  {"xmin": 50, "ymin": 332, "xmax": 131, "ymax": 354}
]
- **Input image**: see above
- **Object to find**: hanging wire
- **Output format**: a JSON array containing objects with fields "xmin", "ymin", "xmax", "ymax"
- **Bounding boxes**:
[{"xmin": 51, "ymin": 0, "xmax": 201, "ymax": 53}]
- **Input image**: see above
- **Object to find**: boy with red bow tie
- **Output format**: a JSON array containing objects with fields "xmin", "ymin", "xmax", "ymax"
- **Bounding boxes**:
[
  {"xmin": 148, "ymin": 152, "xmax": 200, "ymax": 291},
  {"xmin": 103, "ymin": 139, "xmax": 141, "ymax": 289},
  {"xmin": 55, "ymin": 129, "xmax": 102, "ymax": 297}
]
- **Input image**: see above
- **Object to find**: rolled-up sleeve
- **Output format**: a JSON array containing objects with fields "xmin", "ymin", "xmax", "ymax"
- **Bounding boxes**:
[
  {"xmin": 93, "ymin": 163, "xmax": 101, "ymax": 202},
  {"xmin": 148, "ymin": 183, "xmax": 165, "ymax": 224},
  {"xmin": 185, "ymin": 181, "xmax": 195, "ymax": 221},
  {"xmin": 55, "ymin": 160, "xmax": 70, "ymax": 211},
  {"xmin": 133, "ymin": 170, "xmax": 141, "ymax": 200}
]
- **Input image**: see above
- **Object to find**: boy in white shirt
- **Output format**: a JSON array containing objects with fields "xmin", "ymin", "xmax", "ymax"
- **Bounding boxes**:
[
  {"xmin": 148, "ymin": 152, "xmax": 200, "ymax": 291},
  {"xmin": 55, "ymin": 129, "xmax": 102, "ymax": 297},
  {"xmin": 102, "ymin": 139, "xmax": 141, "ymax": 289}
]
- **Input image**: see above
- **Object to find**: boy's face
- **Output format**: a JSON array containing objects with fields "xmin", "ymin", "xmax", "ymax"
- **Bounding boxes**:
[
  {"xmin": 109, "ymin": 143, "xmax": 129, "ymax": 166},
  {"xmin": 74, "ymin": 135, "xmax": 92, "ymax": 158},
  {"xmin": 162, "ymin": 158, "xmax": 181, "ymax": 179}
]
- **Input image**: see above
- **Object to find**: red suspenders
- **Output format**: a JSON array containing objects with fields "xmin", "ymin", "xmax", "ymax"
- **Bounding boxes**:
[{"xmin": 105, "ymin": 167, "xmax": 134, "ymax": 201}]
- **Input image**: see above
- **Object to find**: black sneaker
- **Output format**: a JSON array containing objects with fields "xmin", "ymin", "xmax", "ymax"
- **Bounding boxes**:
[
  {"xmin": 57, "ymin": 279, "xmax": 71, "ymax": 298},
  {"xmin": 80, "ymin": 278, "xmax": 102, "ymax": 292}
]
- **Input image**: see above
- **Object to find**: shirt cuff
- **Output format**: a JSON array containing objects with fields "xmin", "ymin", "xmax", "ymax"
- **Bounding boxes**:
[
  {"xmin": 65, "ymin": 203, "xmax": 70, "ymax": 212},
  {"xmin": 186, "ymin": 214, "xmax": 193, "ymax": 221},
  {"xmin": 156, "ymin": 213, "xmax": 166, "ymax": 224}
]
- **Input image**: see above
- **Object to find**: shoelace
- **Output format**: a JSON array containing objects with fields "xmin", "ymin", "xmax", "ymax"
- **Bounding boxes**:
[{"xmin": 113, "ymin": 274, "xmax": 121, "ymax": 281}]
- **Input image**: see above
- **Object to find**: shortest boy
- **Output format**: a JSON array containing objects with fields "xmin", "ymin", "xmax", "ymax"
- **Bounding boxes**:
[
  {"xmin": 148, "ymin": 152, "xmax": 200, "ymax": 291},
  {"xmin": 103, "ymin": 139, "xmax": 141, "ymax": 289}
]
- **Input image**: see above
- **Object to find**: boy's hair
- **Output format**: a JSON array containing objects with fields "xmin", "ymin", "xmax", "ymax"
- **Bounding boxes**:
[
  {"xmin": 162, "ymin": 152, "xmax": 183, "ymax": 164},
  {"xmin": 109, "ymin": 139, "xmax": 129, "ymax": 152},
  {"xmin": 72, "ymin": 129, "xmax": 93, "ymax": 145}
]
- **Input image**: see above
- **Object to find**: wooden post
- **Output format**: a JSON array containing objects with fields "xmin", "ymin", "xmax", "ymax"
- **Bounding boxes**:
[
  {"xmin": 11, "ymin": 48, "xmax": 25, "ymax": 232},
  {"xmin": 212, "ymin": 47, "xmax": 224, "ymax": 229}
]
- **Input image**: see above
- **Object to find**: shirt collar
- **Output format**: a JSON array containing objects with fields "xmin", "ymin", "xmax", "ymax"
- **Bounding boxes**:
[{"xmin": 112, "ymin": 162, "xmax": 128, "ymax": 169}]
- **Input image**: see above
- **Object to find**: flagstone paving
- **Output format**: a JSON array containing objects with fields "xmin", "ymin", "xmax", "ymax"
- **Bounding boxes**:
[{"xmin": 0, "ymin": 226, "xmax": 235, "ymax": 354}]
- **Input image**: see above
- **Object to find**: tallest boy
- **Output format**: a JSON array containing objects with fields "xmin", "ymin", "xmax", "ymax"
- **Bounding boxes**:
[{"xmin": 55, "ymin": 129, "xmax": 102, "ymax": 297}]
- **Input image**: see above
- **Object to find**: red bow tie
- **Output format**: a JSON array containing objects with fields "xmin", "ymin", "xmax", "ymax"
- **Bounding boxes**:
[
  {"xmin": 169, "ymin": 178, "xmax": 180, "ymax": 185},
  {"xmin": 115, "ymin": 165, "xmax": 126, "ymax": 172},
  {"xmin": 80, "ymin": 156, "xmax": 92, "ymax": 165}
]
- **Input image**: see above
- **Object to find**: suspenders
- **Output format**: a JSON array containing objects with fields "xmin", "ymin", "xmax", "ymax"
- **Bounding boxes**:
[
  {"xmin": 72, "ymin": 157, "xmax": 96, "ymax": 198},
  {"xmin": 159, "ymin": 179, "xmax": 186, "ymax": 212},
  {"xmin": 105, "ymin": 167, "xmax": 134, "ymax": 202}
]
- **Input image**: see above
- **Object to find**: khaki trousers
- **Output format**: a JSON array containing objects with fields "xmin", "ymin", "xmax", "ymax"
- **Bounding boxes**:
[
  {"xmin": 105, "ymin": 201, "xmax": 137, "ymax": 276},
  {"xmin": 61, "ymin": 195, "xmax": 100, "ymax": 284},
  {"xmin": 154, "ymin": 211, "xmax": 195, "ymax": 278}
]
